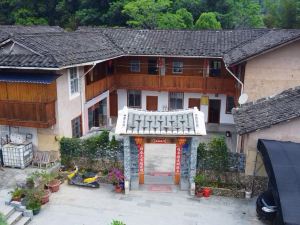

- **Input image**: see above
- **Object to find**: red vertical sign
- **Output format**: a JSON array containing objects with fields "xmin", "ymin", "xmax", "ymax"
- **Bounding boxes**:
[
  {"xmin": 138, "ymin": 145, "xmax": 144, "ymax": 174},
  {"xmin": 175, "ymin": 145, "xmax": 182, "ymax": 174}
]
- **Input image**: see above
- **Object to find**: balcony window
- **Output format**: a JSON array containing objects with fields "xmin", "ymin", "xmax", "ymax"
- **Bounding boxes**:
[
  {"xmin": 172, "ymin": 61, "xmax": 183, "ymax": 74},
  {"xmin": 169, "ymin": 92, "xmax": 184, "ymax": 110},
  {"xmin": 226, "ymin": 96, "xmax": 235, "ymax": 114},
  {"xmin": 209, "ymin": 60, "xmax": 221, "ymax": 77},
  {"xmin": 88, "ymin": 99, "xmax": 107, "ymax": 129},
  {"xmin": 130, "ymin": 60, "xmax": 140, "ymax": 73},
  {"xmin": 69, "ymin": 67, "xmax": 79, "ymax": 96},
  {"xmin": 128, "ymin": 90, "xmax": 141, "ymax": 108},
  {"xmin": 71, "ymin": 116, "xmax": 82, "ymax": 138},
  {"xmin": 148, "ymin": 59, "xmax": 158, "ymax": 75}
]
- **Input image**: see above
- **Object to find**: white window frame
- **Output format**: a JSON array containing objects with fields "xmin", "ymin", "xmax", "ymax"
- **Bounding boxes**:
[
  {"xmin": 172, "ymin": 61, "xmax": 183, "ymax": 74},
  {"xmin": 130, "ymin": 60, "xmax": 140, "ymax": 73},
  {"xmin": 68, "ymin": 67, "xmax": 80, "ymax": 99}
]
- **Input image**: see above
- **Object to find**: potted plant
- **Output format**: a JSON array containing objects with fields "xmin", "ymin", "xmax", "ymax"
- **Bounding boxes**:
[
  {"xmin": 41, "ymin": 172, "xmax": 61, "ymax": 193},
  {"xmin": 194, "ymin": 173, "xmax": 212, "ymax": 197},
  {"xmin": 108, "ymin": 168, "xmax": 124, "ymax": 193},
  {"xmin": 10, "ymin": 187, "xmax": 24, "ymax": 202},
  {"xmin": 25, "ymin": 189, "xmax": 42, "ymax": 215}
]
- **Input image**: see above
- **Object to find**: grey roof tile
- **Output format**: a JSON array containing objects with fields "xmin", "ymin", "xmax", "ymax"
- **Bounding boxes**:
[
  {"xmin": 0, "ymin": 26, "xmax": 300, "ymax": 69},
  {"xmin": 232, "ymin": 87, "xmax": 300, "ymax": 135}
]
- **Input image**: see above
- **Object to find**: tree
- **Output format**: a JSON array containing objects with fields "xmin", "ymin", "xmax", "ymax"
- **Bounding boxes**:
[
  {"xmin": 223, "ymin": 0, "xmax": 264, "ymax": 28},
  {"xmin": 195, "ymin": 12, "xmax": 221, "ymax": 29},
  {"xmin": 122, "ymin": 0, "xmax": 171, "ymax": 29},
  {"xmin": 157, "ymin": 8, "xmax": 193, "ymax": 29}
]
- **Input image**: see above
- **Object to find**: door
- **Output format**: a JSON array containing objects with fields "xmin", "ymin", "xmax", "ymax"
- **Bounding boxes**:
[
  {"xmin": 148, "ymin": 58, "xmax": 158, "ymax": 75},
  {"xmin": 109, "ymin": 91, "xmax": 118, "ymax": 117},
  {"xmin": 188, "ymin": 98, "xmax": 201, "ymax": 110},
  {"xmin": 208, "ymin": 99, "xmax": 221, "ymax": 123},
  {"xmin": 146, "ymin": 96, "xmax": 158, "ymax": 111},
  {"xmin": 144, "ymin": 143, "xmax": 176, "ymax": 184}
]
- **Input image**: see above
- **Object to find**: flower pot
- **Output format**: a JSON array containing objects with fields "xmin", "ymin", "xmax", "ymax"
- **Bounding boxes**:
[
  {"xmin": 115, "ymin": 185, "xmax": 122, "ymax": 193},
  {"xmin": 32, "ymin": 207, "xmax": 41, "ymax": 215},
  {"xmin": 11, "ymin": 196, "xmax": 22, "ymax": 202},
  {"xmin": 41, "ymin": 190, "xmax": 51, "ymax": 205},
  {"xmin": 47, "ymin": 179, "xmax": 61, "ymax": 193},
  {"xmin": 202, "ymin": 187, "xmax": 212, "ymax": 197},
  {"xmin": 195, "ymin": 190, "xmax": 203, "ymax": 198}
]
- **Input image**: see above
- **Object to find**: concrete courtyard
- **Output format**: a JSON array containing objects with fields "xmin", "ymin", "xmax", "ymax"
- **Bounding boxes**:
[{"xmin": 29, "ymin": 184, "xmax": 263, "ymax": 225}]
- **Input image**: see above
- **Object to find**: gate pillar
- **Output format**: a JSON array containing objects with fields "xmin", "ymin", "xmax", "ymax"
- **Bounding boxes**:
[{"xmin": 175, "ymin": 137, "xmax": 186, "ymax": 185}]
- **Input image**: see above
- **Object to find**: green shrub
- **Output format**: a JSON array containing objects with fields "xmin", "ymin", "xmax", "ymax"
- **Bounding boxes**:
[
  {"xmin": 111, "ymin": 220, "xmax": 126, "ymax": 225},
  {"xmin": 60, "ymin": 131, "xmax": 122, "ymax": 168},
  {"xmin": 197, "ymin": 136, "xmax": 229, "ymax": 179},
  {"xmin": 0, "ymin": 213, "xmax": 7, "ymax": 225}
]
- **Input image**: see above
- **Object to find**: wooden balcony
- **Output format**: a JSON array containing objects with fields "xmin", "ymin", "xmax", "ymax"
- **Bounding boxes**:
[
  {"xmin": 85, "ymin": 74, "xmax": 237, "ymax": 101},
  {"xmin": 85, "ymin": 76, "xmax": 115, "ymax": 101},
  {"xmin": 114, "ymin": 74, "xmax": 237, "ymax": 94},
  {"xmin": 0, "ymin": 100, "xmax": 56, "ymax": 128}
]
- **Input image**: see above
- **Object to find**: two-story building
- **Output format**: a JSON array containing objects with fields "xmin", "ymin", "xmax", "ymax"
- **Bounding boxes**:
[{"xmin": 0, "ymin": 26, "xmax": 299, "ymax": 169}]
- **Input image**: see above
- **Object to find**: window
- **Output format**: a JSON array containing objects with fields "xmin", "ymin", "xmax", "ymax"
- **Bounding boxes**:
[
  {"xmin": 71, "ymin": 116, "xmax": 82, "ymax": 138},
  {"xmin": 172, "ymin": 61, "xmax": 183, "ymax": 74},
  {"xmin": 148, "ymin": 59, "xmax": 158, "ymax": 75},
  {"xmin": 128, "ymin": 90, "xmax": 141, "ymax": 108},
  {"xmin": 169, "ymin": 92, "xmax": 184, "ymax": 110},
  {"xmin": 209, "ymin": 60, "xmax": 222, "ymax": 77},
  {"xmin": 130, "ymin": 60, "xmax": 140, "ymax": 72},
  {"xmin": 69, "ymin": 67, "xmax": 79, "ymax": 95},
  {"xmin": 88, "ymin": 99, "xmax": 108, "ymax": 129},
  {"xmin": 226, "ymin": 96, "xmax": 235, "ymax": 114}
]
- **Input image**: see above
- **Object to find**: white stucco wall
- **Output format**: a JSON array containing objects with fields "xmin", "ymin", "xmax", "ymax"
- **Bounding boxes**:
[
  {"xmin": 116, "ymin": 90, "xmax": 234, "ymax": 124},
  {"xmin": 55, "ymin": 67, "xmax": 83, "ymax": 137},
  {"xmin": 244, "ymin": 39, "xmax": 300, "ymax": 102}
]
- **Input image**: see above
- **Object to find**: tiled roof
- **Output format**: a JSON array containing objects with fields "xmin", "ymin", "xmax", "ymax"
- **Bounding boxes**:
[
  {"xmin": 85, "ymin": 27, "xmax": 269, "ymax": 57},
  {"xmin": 0, "ymin": 26, "xmax": 300, "ymax": 69},
  {"xmin": 0, "ymin": 25, "xmax": 64, "ymax": 42},
  {"xmin": 1, "ymin": 32, "xmax": 124, "ymax": 68},
  {"xmin": 232, "ymin": 87, "xmax": 300, "ymax": 135},
  {"xmin": 224, "ymin": 29, "xmax": 300, "ymax": 65},
  {"xmin": 115, "ymin": 107, "xmax": 206, "ymax": 136}
]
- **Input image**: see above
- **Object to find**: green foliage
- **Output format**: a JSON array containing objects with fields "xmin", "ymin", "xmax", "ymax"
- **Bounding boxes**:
[
  {"xmin": 10, "ymin": 187, "xmax": 24, "ymax": 198},
  {"xmin": 60, "ymin": 131, "xmax": 122, "ymax": 167},
  {"xmin": 197, "ymin": 136, "xmax": 229, "ymax": 173},
  {"xmin": 0, "ymin": 213, "xmax": 7, "ymax": 225},
  {"xmin": 111, "ymin": 220, "xmax": 126, "ymax": 225},
  {"xmin": 24, "ymin": 188, "xmax": 42, "ymax": 210},
  {"xmin": 122, "ymin": 0, "xmax": 172, "ymax": 28},
  {"xmin": 0, "ymin": 0, "xmax": 297, "ymax": 29},
  {"xmin": 195, "ymin": 12, "xmax": 221, "ymax": 29},
  {"xmin": 194, "ymin": 173, "xmax": 208, "ymax": 187}
]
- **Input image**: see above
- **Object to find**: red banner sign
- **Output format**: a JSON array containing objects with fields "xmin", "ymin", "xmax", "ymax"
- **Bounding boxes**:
[
  {"xmin": 175, "ymin": 145, "xmax": 182, "ymax": 174},
  {"xmin": 138, "ymin": 145, "xmax": 144, "ymax": 173},
  {"xmin": 152, "ymin": 138, "xmax": 167, "ymax": 144}
]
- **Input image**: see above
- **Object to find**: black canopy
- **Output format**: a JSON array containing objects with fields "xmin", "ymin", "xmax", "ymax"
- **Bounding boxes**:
[{"xmin": 257, "ymin": 139, "xmax": 300, "ymax": 225}]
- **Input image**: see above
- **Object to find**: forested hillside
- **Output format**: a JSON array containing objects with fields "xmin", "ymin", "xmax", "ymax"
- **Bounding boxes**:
[{"xmin": 0, "ymin": 0, "xmax": 299, "ymax": 30}]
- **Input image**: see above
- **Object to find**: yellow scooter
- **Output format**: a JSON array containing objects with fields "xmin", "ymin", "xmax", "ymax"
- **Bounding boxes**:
[{"xmin": 67, "ymin": 166, "xmax": 100, "ymax": 188}]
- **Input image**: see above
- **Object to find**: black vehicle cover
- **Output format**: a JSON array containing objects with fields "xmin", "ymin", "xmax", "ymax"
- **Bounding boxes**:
[{"xmin": 257, "ymin": 139, "xmax": 300, "ymax": 225}]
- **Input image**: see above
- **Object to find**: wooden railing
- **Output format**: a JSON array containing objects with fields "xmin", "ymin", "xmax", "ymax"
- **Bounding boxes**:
[
  {"xmin": 85, "ymin": 73, "xmax": 237, "ymax": 101},
  {"xmin": 0, "ymin": 100, "xmax": 56, "ymax": 128}
]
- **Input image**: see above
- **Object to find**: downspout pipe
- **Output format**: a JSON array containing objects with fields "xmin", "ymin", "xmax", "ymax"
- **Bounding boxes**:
[
  {"xmin": 225, "ymin": 65, "xmax": 244, "ymax": 95},
  {"xmin": 80, "ymin": 63, "xmax": 97, "ymax": 136}
]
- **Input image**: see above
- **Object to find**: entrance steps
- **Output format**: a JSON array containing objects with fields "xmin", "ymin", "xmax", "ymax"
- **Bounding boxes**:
[
  {"xmin": 144, "ymin": 175, "xmax": 174, "ymax": 185},
  {"xmin": 0, "ymin": 204, "xmax": 31, "ymax": 225}
]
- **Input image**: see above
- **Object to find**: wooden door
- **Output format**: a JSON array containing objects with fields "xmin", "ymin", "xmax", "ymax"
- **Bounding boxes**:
[
  {"xmin": 208, "ymin": 99, "xmax": 221, "ymax": 123},
  {"xmin": 188, "ymin": 98, "xmax": 201, "ymax": 110},
  {"xmin": 109, "ymin": 91, "xmax": 118, "ymax": 117},
  {"xmin": 146, "ymin": 96, "xmax": 158, "ymax": 111}
]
